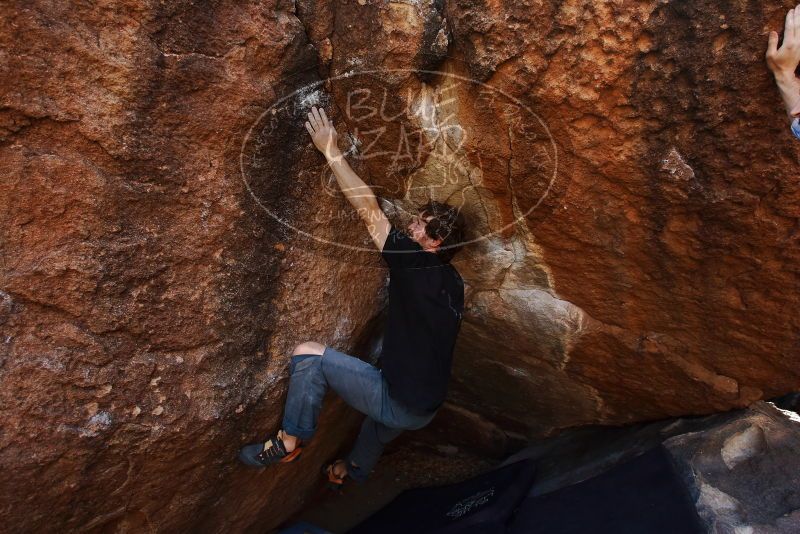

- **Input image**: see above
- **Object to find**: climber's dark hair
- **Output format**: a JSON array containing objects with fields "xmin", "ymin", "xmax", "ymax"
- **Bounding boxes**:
[{"xmin": 418, "ymin": 200, "xmax": 466, "ymax": 263}]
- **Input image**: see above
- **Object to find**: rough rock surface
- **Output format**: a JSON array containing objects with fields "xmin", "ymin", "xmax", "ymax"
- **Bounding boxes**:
[
  {"xmin": 1, "ymin": 0, "xmax": 799, "ymax": 532},
  {"xmin": 1, "ymin": 1, "xmax": 385, "ymax": 531},
  {"xmin": 665, "ymin": 403, "xmax": 800, "ymax": 533}
]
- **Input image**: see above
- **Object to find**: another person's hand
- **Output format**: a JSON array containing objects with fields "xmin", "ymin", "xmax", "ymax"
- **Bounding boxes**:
[
  {"xmin": 767, "ymin": 5, "xmax": 800, "ymax": 120},
  {"xmin": 305, "ymin": 106, "xmax": 341, "ymax": 159},
  {"xmin": 767, "ymin": 6, "xmax": 800, "ymax": 76}
]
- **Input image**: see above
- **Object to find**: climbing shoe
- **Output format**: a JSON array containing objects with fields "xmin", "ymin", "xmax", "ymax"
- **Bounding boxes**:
[
  {"xmin": 321, "ymin": 459, "xmax": 349, "ymax": 491},
  {"xmin": 238, "ymin": 430, "xmax": 303, "ymax": 467}
]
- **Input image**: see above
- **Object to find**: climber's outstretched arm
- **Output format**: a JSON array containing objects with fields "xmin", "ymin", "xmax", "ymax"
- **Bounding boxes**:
[
  {"xmin": 767, "ymin": 4, "xmax": 800, "ymax": 123},
  {"xmin": 305, "ymin": 106, "xmax": 391, "ymax": 250}
]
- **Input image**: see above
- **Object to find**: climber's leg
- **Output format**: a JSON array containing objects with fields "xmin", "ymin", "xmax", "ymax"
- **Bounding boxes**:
[
  {"xmin": 282, "ymin": 342, "xmax": 384, "ymax": 443},
  {"xmin": 280, "ymin": 342, "xmax": 327, "ymax": 442},
  {"xmin": 317, "ymin": 346, "xmax": 385, "ymax": 420},
  {"xmin": 281, "ymin": 344, "xmax": 437, "ymax": 480},
  {"xmin": 238, "ymin": 341, "xmax": 325, "ymax": 467},
  {"xmin": 344, "ymin": 417, "xmax": 404, "ymax": 483},
  {"xmin": 320, "ymin": 346, "xmax": 439, "ymax": 482}
]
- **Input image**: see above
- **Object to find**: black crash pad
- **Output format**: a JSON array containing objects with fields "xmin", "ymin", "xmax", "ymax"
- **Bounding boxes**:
[
  {"xmin": 348, "ymin": 458, "xmax": 536, "ymax": 534},
  {"xmin": 507, "ymin": 445, "xmax": 704, "ymax": 534}
]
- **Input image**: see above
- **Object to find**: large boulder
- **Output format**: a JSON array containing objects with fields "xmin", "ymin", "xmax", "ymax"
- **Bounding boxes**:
[
  {"xmin": 441, "ymin": 0, "xmax": 800, "ymax": 437},
  {"xmin": 296, "ymin": 0, "xmax": 800, "ymax": 438},
  {"xmin": 1, "ymin": 1, "xmax": 385, "ymax": 531}
]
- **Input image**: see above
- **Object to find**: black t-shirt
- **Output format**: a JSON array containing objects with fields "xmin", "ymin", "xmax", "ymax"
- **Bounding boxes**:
[{"xmin": 378, "ymin": 224, "xmax": 465, "ymax": 414}]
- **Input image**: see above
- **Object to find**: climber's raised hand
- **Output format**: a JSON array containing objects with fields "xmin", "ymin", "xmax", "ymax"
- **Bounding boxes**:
[
  {"xmin": 767, "ymin": 5, "xmax": 800, "ymax": 76},
  {"xmin": 305, "ymin": 106, "xmax": 340, "ymax": 159}
]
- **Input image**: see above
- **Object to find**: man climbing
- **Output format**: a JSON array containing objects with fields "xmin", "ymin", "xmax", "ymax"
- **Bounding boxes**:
[
  {"xmin": 766, "ymin": 3, "xmax": 800, "ymax": 139},
  {"xmin": 238, "ymin": 105, "xmax": 466, "ymax": 488}
]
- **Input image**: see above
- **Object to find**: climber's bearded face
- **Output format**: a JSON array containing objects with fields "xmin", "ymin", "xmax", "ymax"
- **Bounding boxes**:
[{"xmin": 408, "ymin": 212, "xmax": 440, "ymax": 249}]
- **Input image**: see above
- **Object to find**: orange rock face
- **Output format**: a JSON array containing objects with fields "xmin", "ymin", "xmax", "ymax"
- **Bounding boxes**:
[
  {"xmin": 1, "ymin": 1, "xmax": 382, "ymax": 531},
  {"xmin": 1, "ymin": 0, "xmax": 798, "ymax": 531},
  {"xmin": 443, "ymin": 0, "xmax": 800, "ymax": 437}
]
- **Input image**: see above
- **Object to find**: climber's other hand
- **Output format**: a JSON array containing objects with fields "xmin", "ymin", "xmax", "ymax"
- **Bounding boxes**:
[
  {"xmin": 305, "ymin": 106, "xmax": 340, "ymax": 158},
  {"xmin": 767, "ymin": 5, "xmax": 800, "ymax": 78}
]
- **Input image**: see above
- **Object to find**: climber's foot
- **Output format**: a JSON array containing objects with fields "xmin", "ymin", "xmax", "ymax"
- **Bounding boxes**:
[
  {"xmin": 332, "ymin": 460, "xmax": 348, "ymax": 478},
  {"xmin": 322, "ymin": 459, "xmax": 356, "ymax": 490},
  {"xmin": 238, "ymin": 430, "xmax": 303, "ymax": 467}
]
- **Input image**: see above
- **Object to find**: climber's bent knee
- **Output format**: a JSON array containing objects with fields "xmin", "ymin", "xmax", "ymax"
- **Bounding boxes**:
[{"xmin": 292, "ymin": 341, "xmax": 326, "ymax": 357}]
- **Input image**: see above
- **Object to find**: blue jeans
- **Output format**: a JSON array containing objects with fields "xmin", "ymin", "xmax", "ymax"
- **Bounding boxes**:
[{"xmin": 282, "ymin": 345, "xmax": 437, "ymax": 482}]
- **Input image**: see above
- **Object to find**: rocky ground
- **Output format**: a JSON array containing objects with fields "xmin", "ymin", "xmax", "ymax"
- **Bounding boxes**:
[{"xmin": 289, "ymin": 400, "xmax": 800, "ymax": 533}]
